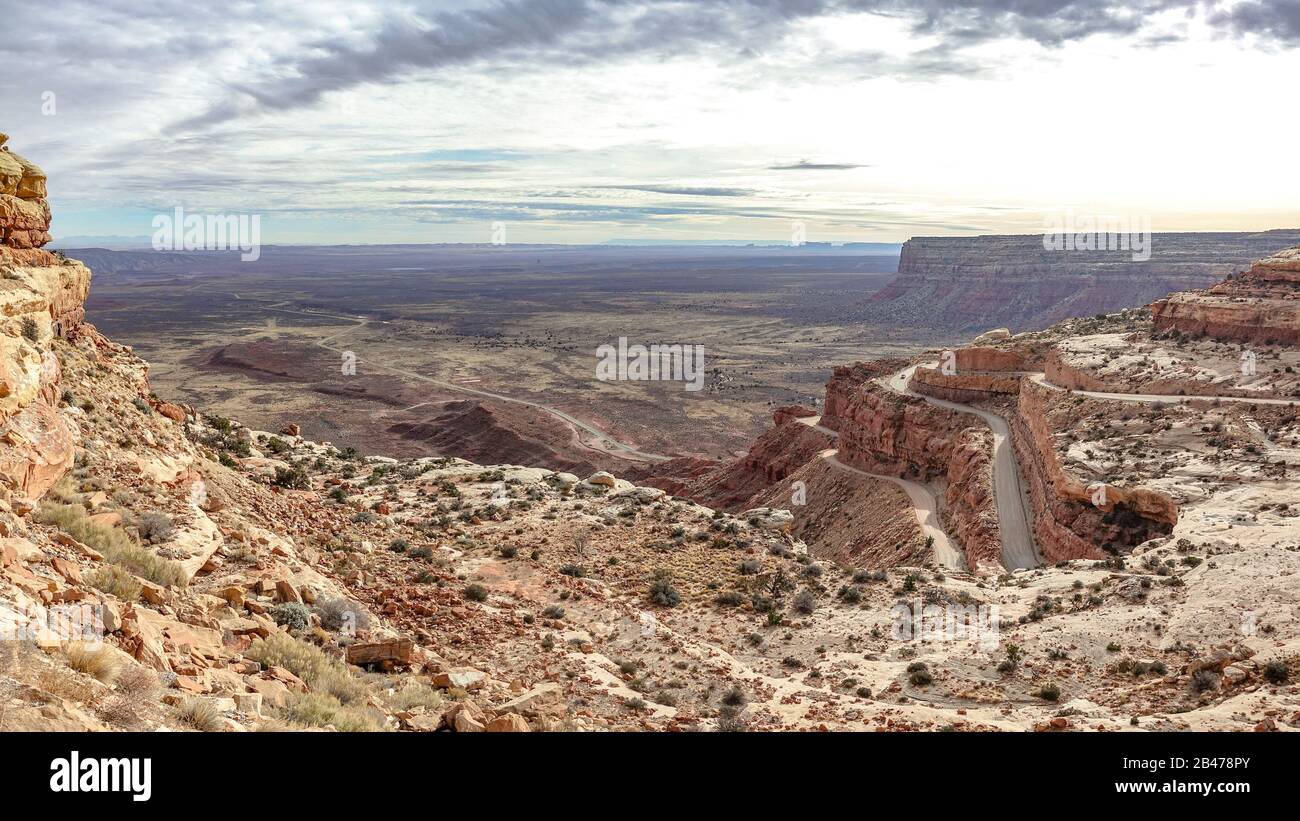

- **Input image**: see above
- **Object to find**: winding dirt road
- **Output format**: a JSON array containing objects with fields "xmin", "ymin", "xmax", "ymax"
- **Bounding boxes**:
[
  {"xmin": 795, "ymin": 417, "xmax": 964, "ymax": 571},
  {"xmin": 1025, "ymin": 372, "xmax": 1299, "ymax": 407},
  {"xmin": 882, "ymin": 365, "xmax": 1040, "ymax": 571}
]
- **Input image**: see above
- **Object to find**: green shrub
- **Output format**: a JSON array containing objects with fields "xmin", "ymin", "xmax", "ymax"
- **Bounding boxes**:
[
  {"xmin": 1264, "ymin": 660, "xmax": 1289, "ymax": 684},
  {"xmin": 245, "ymin": 632, "xmax": 366, "ymax": 704},
  {"xmin": 792, "ymin": 588, "xmax": 816, "ymax": 615},
  {"xmin": 272, "ymin": 466, "xmax": 310, "ymax": 489},
  {"xmin": 649, "ymin": 576, "xmax": 681, "ymax": 607},
  {"xmin": 313, "ymin": 596, "xmax": 373, "ymax": 633},
  {"xmin": 133, "ymin": 511, "xmax": 174, "ymax": 544},
  {"xmin": 463, "ymin": 583, "xmax": 488, "ymax": 602},
  {"xmin": 270, "ymin": 602, "xmax": 312, "ymax": 631},
  {"xmin": 277, "ymin": 692, "xmax": 384, "ymax": 732}
]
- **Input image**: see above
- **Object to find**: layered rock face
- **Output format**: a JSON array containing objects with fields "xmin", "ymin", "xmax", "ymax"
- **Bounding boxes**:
[
  {"xmin": 0, "ymin": 141, "xmax": 90, "ymax": 499},
  {"xmin": 1151, "ymin": 246, "xmax": 1300, "ymax": 345},
  {"xmin": 864, "ymin": 231, "xmax": 1300, "ymax": 333},
  {"xmin": 0, "ymin": 134, "xmax": 52, "ymax": 249},
  {"xmin": 0, "ymin": 252, "xmax": 89, "ymax": 499}
]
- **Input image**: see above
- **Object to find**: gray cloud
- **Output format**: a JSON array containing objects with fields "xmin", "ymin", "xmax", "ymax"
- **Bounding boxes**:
[
  {"xmin": 168, "ymin": 0, "xmax": 1300, "ymax": 131},
  {"xmin": 769, "ymin": 160, "xmax": 868, "ymax": 170}
]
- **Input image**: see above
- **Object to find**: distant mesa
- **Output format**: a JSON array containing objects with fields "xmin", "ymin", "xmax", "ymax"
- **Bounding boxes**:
[{"xmin": 863, "ymin": 231, "xmax": 1300, "ymax": 333}]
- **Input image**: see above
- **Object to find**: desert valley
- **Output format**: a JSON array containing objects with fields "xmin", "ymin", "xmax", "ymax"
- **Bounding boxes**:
[{"xmin": 2, "ymin": 135, "xmax": 1297, "ymax": 742}]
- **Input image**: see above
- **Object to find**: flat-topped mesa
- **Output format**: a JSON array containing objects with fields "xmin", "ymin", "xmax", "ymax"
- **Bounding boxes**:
[
  {"xmin": 1151, "ymin": 245, "xmax": 1300, "ymax": 345},
  {"xmin": 865, "ymin": 231, "xmax": 1300, "ymax": 333},
  {"xmin": 0, "ymin": 137, "xmax": 91, "ymax": 500},
  {"xmin": 0, "ymin": 133, "xmax": 52, "ymax": 250}
]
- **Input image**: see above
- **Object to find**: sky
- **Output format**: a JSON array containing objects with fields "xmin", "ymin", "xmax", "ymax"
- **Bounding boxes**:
[{"xmin": 3, "ymin": 0, "xmax": 1300, "ymax": 245}]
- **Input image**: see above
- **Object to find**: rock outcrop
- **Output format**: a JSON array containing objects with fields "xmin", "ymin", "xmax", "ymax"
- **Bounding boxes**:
[
  {"xmin": 0, "ymin": 239, "xmax": 90, "ymax": 498},
  {"xmin": 1151, "ymin": 246, "xmax": 1300, "ymax": 345},
  {"xmin": 863, "ymin": 231, "xmax": 1300, "ymax": 333},
  {"xmin": 0, "ymin": 134, "xmax": 52, "ymax": 250}
]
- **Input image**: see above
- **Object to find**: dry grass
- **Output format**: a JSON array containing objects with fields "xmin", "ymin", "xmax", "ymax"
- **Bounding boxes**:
[
  {"xmin": 96, "ymin": 665, "xmax": 159, "ymax": 728},
  {"xmin": 244, "ymin": 631, "xmax": 368, "ymax": 704},
  {"xmin": 277, "ymin": 692, "xmax": 385, "ymax": 732},
  {"xmin": 38, "ymin": 503, "xmax": 187, "ymax": 588},
  {"xmin": 175, "ymin": 698, "xmax": 224, "ymax": 732},
  {"xmin": 35, "ymin": 665, "xmax": 97, "ymax": 704},
  {"xmin": 84, "ymin": 564, "xmax": 142, "ymax": 601},
  {"xmin": 384, "ymin": 679, "xmax": 444, "ymax": 712},
  {"xmin": 63, "ymin": 642, "xmax": 121, "ymax": 685}
]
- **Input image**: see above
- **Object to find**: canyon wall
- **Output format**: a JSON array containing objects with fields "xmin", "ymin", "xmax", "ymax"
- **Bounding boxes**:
[
  {"xmin": 0, "ymin": 247, "xmax": 89, "ymax": 500},
  {"xmin": 1008, "ymin": 381, "xmax": 1176, "ymax": 562},
  {"xmin": 1152, "ymin": 246, "xmax": 1300, "ymax": 345},
  {"xmin": 823, "ymin": 362, "xmax": 1002, "ymax": 569},
  {"xmin": 863, "ymin": 230, "xmax": 1300, "ymax": 333}
]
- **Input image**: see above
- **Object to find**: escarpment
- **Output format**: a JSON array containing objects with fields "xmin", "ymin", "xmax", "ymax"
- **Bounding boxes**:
[{"xmin": 0, "ymin": 175, "xmax": 91, "ymax": 499}]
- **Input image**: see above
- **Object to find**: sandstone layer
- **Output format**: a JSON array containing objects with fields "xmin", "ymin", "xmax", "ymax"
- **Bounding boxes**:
[
  {"xmin": 0, "ymin": 134, "xmax": 52, "ymax": 249},
  {"xmin": 1152, "ymin": 246, "xmax": 1300, "ymax": 345}
]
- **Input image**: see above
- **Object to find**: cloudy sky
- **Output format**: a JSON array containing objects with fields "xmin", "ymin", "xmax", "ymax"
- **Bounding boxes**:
[{"xmin": 3, "ymin": 0, "xmax": 1300, "ymax": 245}]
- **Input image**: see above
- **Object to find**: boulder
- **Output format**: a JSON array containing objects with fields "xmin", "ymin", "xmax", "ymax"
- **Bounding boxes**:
[
  {"xmin": 345, "ymin": 638, "xmax": 416, "ymax": 667},
  {"xmin": 432, "ymin": 667, "xmax": 487, "ymax": 691},
  {"xmin": 613, "ymin": 486, "xmax": 665, "ymax": 503},
  {"xmin": 496, "ymin": 682, "xmax": 565, "ymax": 717},
  {"xmin": 444, "ymin": 700, "xmax": 486, "ymax": 733},
  {"xmin": 156, "ymin": 403, "xmax": 186, "ymax": 422},
  {"xmin": 486, "ymin": 713, "xmax": 531, "ymax": 732}
]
